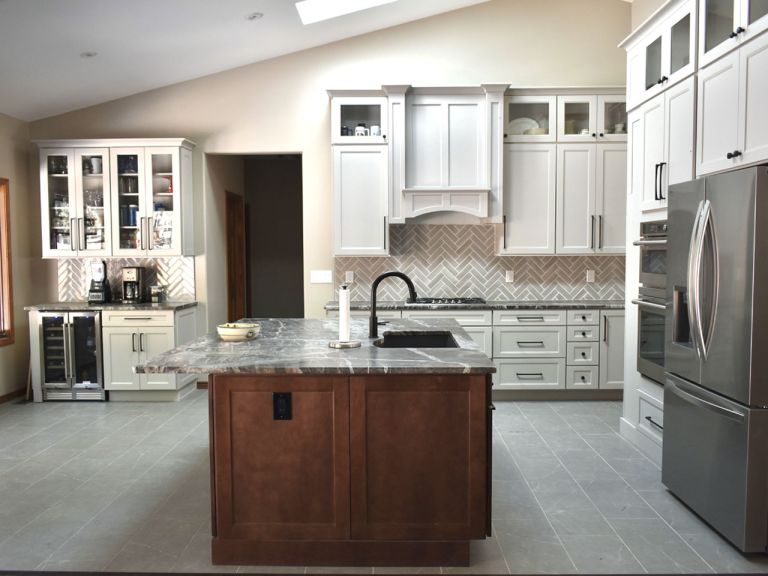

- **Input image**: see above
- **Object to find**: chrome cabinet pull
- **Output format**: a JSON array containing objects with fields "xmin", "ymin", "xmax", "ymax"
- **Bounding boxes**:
[
  {"xmin": 123, "ymin": 317, "xmax": 153, "ymax": 321},
  {"xmin": 70, "ymin": 218, "xmax": 77, "ymax": 251},
  {"xmin": 516, "ymin": 341, "xmax": 545, "ymax": 347},
  {"xmin": 517, "ymin": 316, "xmax": 544, "ymax": 322},
  {"xmin": 516, "ymin": 372, "xmax": 544, "ymax": 379},
  {"xmin": 631, "ymin": 298, "xmax": 667, "ymax": 311},
  {"xmin": 78, "ymin": 217, "xmax": 85, "ymax": 251},
  {"xmin": 147, "ymin": 216, "xmax": 153, "ymax": 250},
  {"xmin": 139, "ymin": 333, "xmax": 145, "ymax": 352},
  {"xmin": 131, "ymin": 333, "xmax": 137, "ymax": 352}
]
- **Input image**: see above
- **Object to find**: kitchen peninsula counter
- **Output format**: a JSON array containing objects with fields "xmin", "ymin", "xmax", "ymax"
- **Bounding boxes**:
[
  {"xmin": 138, "ymin": 318, "xmax": 494, "ymax": 567},
  {"xmin": 325, "ymin": 299, "xmax": 625, "ymax": 311}
]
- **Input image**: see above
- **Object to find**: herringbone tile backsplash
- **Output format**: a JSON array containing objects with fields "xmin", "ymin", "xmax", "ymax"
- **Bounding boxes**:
[
  {"xmin": 58, "ymin": 257, "xmax": 196, "ymax": 301},
  {"xmin": 335, "ymin": 225, "xmax": 624, "ymax": 301}
]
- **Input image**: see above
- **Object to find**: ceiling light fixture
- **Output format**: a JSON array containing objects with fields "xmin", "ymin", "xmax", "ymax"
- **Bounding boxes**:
[
  {"xmin": 246, "ymin": 11, "xmax": 263, "ymax": 20},
  {"xmin": 80, "ymin": 51, "xmax": 98, "ymax": 59},
  {"xmin": 295, "ymin": 0, "xmax": 397, "ymax": 25}
]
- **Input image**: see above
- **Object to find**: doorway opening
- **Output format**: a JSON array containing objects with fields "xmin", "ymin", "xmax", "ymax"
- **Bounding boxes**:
[{"xmin": 208, "ymin": 154, "xmax": 304, "ymax": 321}]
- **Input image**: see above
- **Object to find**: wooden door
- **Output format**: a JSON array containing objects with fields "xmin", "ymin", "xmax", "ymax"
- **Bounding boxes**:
[
  {"xmin": 556, "ymin": 143, "xmax": 596, "ymax": 254},
  {"xmin": 349, "ymin": 374, "xmax": 487, "ymax": 540},
  {"xmin": 211, "ymin": 375, "xmax": 350, "ymax": 541},
  {"xmin": 225, "ymin": 191, "xmax": 246, "ymax": 322}
]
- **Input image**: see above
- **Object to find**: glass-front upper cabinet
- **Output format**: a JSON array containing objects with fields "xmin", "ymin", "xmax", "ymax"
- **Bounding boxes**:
[
  {"xmin": 330, "ymin": 95, "xmax": 388, "ymax": 144},
  {"xmin": 111, "ymin": 148, "xmax": 145, "ymax": 256},
  {"xmin": 145, "ymin": 148, "xmax": 181, "ymax": 254},
  {"xmin": 700, "ymin": 0, "xmax": 768, "ymax": 67},
  {"xmin": 40, "ymin": 148, "xmax": 111, "ymax": 258},
  {"xmin": 598, "ymin": 96, "xmax": 628, "ymax": 141},
  {"xmin": 504, "ymin": 96, "xmax": 556, "ymax": 142},
  {"xmin": 557, "ymin": 95, "xmax": 597, "ymax": 141}
]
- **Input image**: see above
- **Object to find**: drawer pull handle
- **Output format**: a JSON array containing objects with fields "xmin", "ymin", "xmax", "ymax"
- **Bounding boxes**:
[
  {"xmin": 516, "ymin": 372, "xmax": 544, "ymax": 379},
  {"xmin": 517, "ymin": 341, "xmax": 545, "ymax": 347},
  {"xmin": 517, "ymin": 316, "xmax": 545, "ymax": 322},
  {"xmin": 645, "ymin": 415, "xmax": 663, "ymax": 431},
  {"xmin": 122, "ymin": 317, "xmax": 154, "ymax": 321}
]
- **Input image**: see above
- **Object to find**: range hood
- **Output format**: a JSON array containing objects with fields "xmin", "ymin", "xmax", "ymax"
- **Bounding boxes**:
[{"xmin": 401, "ymin": 188, "xmax": 489, "ymax": 218}]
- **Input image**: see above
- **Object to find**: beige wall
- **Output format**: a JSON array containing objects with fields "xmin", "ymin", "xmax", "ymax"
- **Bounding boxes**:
[
  {"xmin": 29, "ymin": 0, "xmax": 631, "ymax": 325},
  {"xmin": 632, "ymin": 0, "xmax": 667, "ymax": 29},
  {"xmin": 0, "ymin": 113, "xmax": 55, "ymax": 398}
]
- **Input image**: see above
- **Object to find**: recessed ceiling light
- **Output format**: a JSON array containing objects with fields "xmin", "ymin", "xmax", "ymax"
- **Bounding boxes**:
[
  {"xmin": 295, "ymin": 0, "xmax": 397, "ymax": 25},
  {"xmin": 80, "ymin": 51, "xmax": 98, "ymax": 59},
  {"xmin": 246, "ymin": 11, "xmax": 263, "ymax": 20}
]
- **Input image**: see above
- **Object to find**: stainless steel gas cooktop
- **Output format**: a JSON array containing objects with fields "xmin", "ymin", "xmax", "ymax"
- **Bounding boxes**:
[{"xmin": 408, "ymin": 297, "xmax": 486, "ymax": 305}]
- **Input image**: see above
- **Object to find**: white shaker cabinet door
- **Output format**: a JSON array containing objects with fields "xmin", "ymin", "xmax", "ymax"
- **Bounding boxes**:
[
  {"xmin": 333, "ymin": 145, "xmax": 388, "ymax": 256},
  {"xmin": 599, "ymin": 310, "xmax": 625, "ymax": 389},
  {"xmin": 595, "ymin": 144, "xmax": 627, "ymax": 254},
  {"xmin": 697, "ymin": 51, "xmax": 741, "ymax": 175},
  {"xmin": 500, "ymin": 144, "xmax": 556, "ymax": 255},
  {"xmin": 739, "ymin": 31, "xmax": 768, "ymax": 166},
  {"xmin": 103, "ymin": 328, "xmax": 140, "ymax": 390},
  {"xmin": 664, "ymin": 76, "xmax": 696, "ymax": 188},
  {"xmin": 640, "ymin": 96, "xmax": 666, "ymax": 211},
  {"xmin": 139, "ymin": 327, "xmax": 176, "ymax": 391},
  {"xmin": 556, "ymin": 144, "xmax": 596, "ymax": 254}
]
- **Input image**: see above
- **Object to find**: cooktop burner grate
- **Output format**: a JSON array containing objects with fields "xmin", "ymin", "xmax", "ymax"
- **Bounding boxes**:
[{"xmin": 410, "ymin": 297, "xmax": 486, "ymax": 305}]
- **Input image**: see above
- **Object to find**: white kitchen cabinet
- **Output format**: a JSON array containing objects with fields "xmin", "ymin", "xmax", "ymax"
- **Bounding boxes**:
[
  {"xmin": 599, "ymin": 310, "xmax": 625, "ymax": 389},
  {"xmin": 504, "ymin": 95, "xmax": 556, "ymax": 142},
  {"xmin": 625, "ymin": 0, "xmax": 696, "ymax": 111},
  {"xmin": 493, "ymin": 326, "xmax": 566, "ymax": 358},
  {"xmin": 556, "ymin": 143, "xmax": 626, "ymax": 254},
  {"xmin": 102, "ymin": 308, "xmax": 197, "ymax": 397},
  {"xmin": 632, "ymin": 77, "xmax": 695, "ymax": 211},
  {"xmin": 698, "ymin": 0, "xmax": 768, "ymax": 68},
  {"xmin": 597, "ymin": 95, "xmax": 629, "ymax": 142},
  {"xmin": 557, "ymin": 95, "xmax": 598, "ymax": 142},
  {"xmin": 332, "ymin": 145, "xmax": 389, "ymax": 256},
  {"xmin": 329, "ymin": 94, "xmax": 388, "ymax": 144},
  {"xmin": 495, "ymin": 359, "xmax": 566, "ymax": 390},
  {"xmin": 498, "ymin": 144, "xmax": 557, "ymax": 255},
  {"xmin": 39, "ymin": 148, "xmax": 112, "ymax": 258},
  {"xmin": 111, "ymin": 145, "xmax": 193, "ymax": 257},
  {"xmin": 697, "ymin": 31, "xmax": 768, "ymax": 174}
]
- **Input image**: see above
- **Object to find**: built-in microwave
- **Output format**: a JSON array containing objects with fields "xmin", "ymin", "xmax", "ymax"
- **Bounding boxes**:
[{"xmin": 633, "ymin": 220, "xmax": 667, "ymax": 290}]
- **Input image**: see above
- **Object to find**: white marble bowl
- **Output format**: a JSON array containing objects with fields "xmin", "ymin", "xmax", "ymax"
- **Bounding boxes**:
[{"xmin": 217, "ymin": 322, "xmax": 260, "ymax": 342}]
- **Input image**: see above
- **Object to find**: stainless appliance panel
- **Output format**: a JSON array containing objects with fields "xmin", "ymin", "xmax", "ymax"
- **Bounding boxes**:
[
  {"xmin": 665, "ymin": 178, "xmax": 704, "ymax": 384},
  {"xmin": 634, "ymin": 298, "xmax": 666, "ymax": 384},
  {"xmin": 663, "ymin": 373, "xmax": 768, "ymax": 552},
  {"xmin": 699, "ymin": 168, "xmax": 757, "ymax": 405}
]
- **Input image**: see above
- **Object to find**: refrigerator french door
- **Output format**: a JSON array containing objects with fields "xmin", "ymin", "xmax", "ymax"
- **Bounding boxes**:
[
  {"xmin": 664, "ymin": 165, "xmax": 768, "ymax": 552},
  {"xmin": 38, "ymin": 311, "xmax": 105, "ymax": 401}
]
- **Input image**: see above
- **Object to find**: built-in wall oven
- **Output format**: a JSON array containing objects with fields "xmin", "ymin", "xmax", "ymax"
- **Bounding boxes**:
[{"xmin": 632, "ymin": 220, "xmax": 667, "ymax": 384}]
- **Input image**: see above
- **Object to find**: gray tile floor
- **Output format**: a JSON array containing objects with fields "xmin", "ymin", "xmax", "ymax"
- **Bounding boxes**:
[{"xmin": 1, "ymin": 392, "xmax": 767, "ymax": 574}]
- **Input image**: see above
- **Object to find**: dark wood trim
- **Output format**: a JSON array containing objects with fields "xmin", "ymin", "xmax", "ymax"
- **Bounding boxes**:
[
  {"xmin": 0, "ymin": 387, "xmax": 25, "ymax": 405},
  {"xmin": 208, "ymin": 374, "xmax": 217, "ymax": 538},
  {"xmin": 196, "ymin": 380, "xmax": 208, "ymax": 389},
  {"xmin": 493, "ymin": 389, "xmax": 623, "ymax": 401},
  {"xmin": 211, "ymin": 538, "xmax": 470, "ymax": 567},
  {"xmin": 0, "ymin": 178, "xmax": 14, "ymax": 347},
  {"xmin": 225, "ymin": 190, "xmax": 246, "ymax": 322}
]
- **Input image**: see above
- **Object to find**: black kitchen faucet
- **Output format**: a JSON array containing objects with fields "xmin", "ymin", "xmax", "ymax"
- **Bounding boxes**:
[{"xmin": 369, "ymin": 271, "xmax": 418, "ymax": 338}]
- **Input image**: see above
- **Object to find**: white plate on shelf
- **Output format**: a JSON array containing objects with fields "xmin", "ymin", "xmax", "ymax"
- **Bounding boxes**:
[{"xmin": 508, "ymin": 117, "xmax": 539, "ymax": 135}]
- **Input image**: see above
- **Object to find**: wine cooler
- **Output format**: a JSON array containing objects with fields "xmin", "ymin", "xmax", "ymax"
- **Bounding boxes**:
[{"xmin": 36, "ymin": 311, "xmax": 105, "ymax": 401}]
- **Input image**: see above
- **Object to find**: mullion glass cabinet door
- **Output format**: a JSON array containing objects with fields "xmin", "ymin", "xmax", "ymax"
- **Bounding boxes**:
[
  {"xmin": 112, "ymin": 150, "xmax": 144, "ymax": 254},
  {"xmin": 42, "ymin": 149, "xmax": 76, "ymax": 256},
  {"xmin": 146, "ymin": 150, "xmax": 178, "ymax": 253},
  {"xmin": 76, "ymin": 149, "xmax": 110, "ymax": 255}
]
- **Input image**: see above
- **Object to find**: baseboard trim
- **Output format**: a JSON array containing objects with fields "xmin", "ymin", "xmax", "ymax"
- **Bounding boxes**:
[
  {"xmin": 197, "ymin": 380, "xmax": 208, "ymax": 389},
  {"xmin": 493, "ymin": 389, "xmax": 623, "ymax": 401},
  {"xmin": 0, "ymin": 387, "xmax": 26, "ymax": 405}
]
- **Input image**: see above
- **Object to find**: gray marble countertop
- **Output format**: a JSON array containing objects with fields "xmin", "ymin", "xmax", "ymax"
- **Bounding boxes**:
[
  {"xmin": 324, "ymin": 300, "xmax": 625, "ymax": 311},
  {"xmin": 24, "ymin": 301, "xmax": 197, "ymax": 312},
  {"xmin": 137, "ymin": 318, "xmax": 496, "ymax": 375}
]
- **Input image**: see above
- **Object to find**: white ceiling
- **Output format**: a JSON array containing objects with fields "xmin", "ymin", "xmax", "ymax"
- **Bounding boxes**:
[{"xmin": 0, "ymin": 0, "xmax": 490, "ymax": 121}]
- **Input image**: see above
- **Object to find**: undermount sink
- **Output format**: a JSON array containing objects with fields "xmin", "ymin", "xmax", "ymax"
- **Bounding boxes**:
[{"xmin": 373, "ymin": 331, "xmax": 458, "ymax": 348}]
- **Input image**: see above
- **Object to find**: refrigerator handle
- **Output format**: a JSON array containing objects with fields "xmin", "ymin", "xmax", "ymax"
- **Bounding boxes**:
[
  {"xmin": 692, "ymin": 201, "xmax": 714, "ymax": 360},
  {"xmin": 687, "ymin": 200, "xmax": 705, "ymax": 359},
  {"xmin": 668, "ymin": 379, "xmax": 744, "ymax": 422}
]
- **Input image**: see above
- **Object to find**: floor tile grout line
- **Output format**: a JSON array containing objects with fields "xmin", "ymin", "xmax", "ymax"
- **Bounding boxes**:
[
  {"xmin": 548, "ymin": 401, "xmax": 717, "ymax": 574},
  {"xmin": 34, "ymin": 407, "xmax": 211, "ymax": 571},
  {"xmin": 563, "ymin": 405, "xmax": 717, "ymax": 573},
  {"xmin": 491, "ymin": 522, "xmax": 512, "ymax": 575},
  {"xmin": 514, "ymin": 401, "xmax": 649, "ymax": 574},
  {"xmin": 493, "ymin": 413, "xmax": 579, "ymax": 574}
]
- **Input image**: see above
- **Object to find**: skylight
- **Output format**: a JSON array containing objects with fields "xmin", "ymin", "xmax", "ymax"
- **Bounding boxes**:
[{"xmin": 295, "ymin": 0, "xmax": 398, "ymax": 25}]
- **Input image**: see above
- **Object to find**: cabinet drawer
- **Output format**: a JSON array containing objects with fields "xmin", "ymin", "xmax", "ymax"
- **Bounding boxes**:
[
  {"xmin": 101, "ymin": 310, "xmax": 174, "ymax": 327},
  {"xmin": 566, "ymin": 309, "xmax": 599, "ymax": 325},
  {"xmin": 566, "ymin": 342, "xmax": 599, "ymax": 365},
  {"xmin": 566, "ymin": 366, "xmax": 599, "ymax": 390},
  {"xmin": 567, "ymin": 325, "xmax": 599, "ymax": 342},
  {"xmin": 495, "ymin": 359, "xmax": 565, "ymax": 390},
  {"xmin": 493, "ymin": 326, "xmax": 565, "ymax": 358},
  {"xmin": 326, "ymin": 310, "xmax": 402, "ymax": 319},
  {"xmin": 462, "ymin": 326, "xmax": 492, "ymax": 356},
  {"xmin": 492, "ymin": 309, "xmax": 565, "ymax": 326},
  {"xmin": 637, "ymin": 391, "xmax": 664, "ymax": 444},
  {"xmin": 402, "ymin": 309, "xmax": 492, "ymax": 326}
]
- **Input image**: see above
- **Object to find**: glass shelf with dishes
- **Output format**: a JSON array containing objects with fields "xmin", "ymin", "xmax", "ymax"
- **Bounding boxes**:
[
  {"xmin": 504, "ymin": 96, "xmax": 556, "ymax": 142},
  {"xmin": 330, "ymin": 95, "xmax": 388, "ymax": 144}
]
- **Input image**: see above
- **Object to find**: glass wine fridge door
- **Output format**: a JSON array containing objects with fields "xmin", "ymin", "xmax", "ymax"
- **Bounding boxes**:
[
  {"xmin": 70, "ymin": 312, "xmax": 102, "ymax": 391},
  {"xmin": 40, "ymin": 313, "xmax": 68, "ymax": 388}
]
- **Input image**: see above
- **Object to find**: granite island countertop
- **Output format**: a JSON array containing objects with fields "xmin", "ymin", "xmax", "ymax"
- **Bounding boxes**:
[
  {"xmin": 24, "ymin": 301, "xmax": 198, "ymax": 312},
  {"xmin": 324, "ymin": 299, "xmax": 625, "ymax": 311},
  {"xmin": 137, "ymin": 317, "xmax": 496, "ymax": 376}
]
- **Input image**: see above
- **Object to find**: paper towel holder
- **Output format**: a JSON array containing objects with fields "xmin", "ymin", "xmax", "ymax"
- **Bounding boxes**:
[{"xmin": 329, "ymin": 283, "xmax": 361, "ymax": 349}]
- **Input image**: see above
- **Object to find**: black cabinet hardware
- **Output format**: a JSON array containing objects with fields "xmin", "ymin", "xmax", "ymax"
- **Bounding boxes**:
[
  {"xmin": 654, "ymin": 163, "xmax": 660, "ymax": 200},
  {"xmin": 581, "ymin": 331, "xmax": 587, "ymax": 337},
  {"xmin": 502, "ymin": 214, "xmax": 507, "ymax": 250},
  {"xmin": 581, "ymin": 351, "xmax": 587, "ymax": 357},
  {"xmin": 658, "ymin": 162, "xmax": 666, "ymax": 200},
  {"xmin": 591, "ymin": 133, "xmax": 596, "ymax": 138},
  {"xmin": 645, "ymin": 415, "xmax": 663, "ymax": 430},
  {"xmin": 727, "ymin": 150, "xmax": 742, "ymax": 159},
  {"xmin": 730, "ymin": 27, "xmax": 746, "ymax": 38},
  {"xmin": 590, "ymin": 215, "xmax": 595, "ymax": 249},
  {"xmin": 580, "ymin": 375, "xmax": 586, "ymax": 381},
  {"xmin": 383, "ymin": 216, "xmax": 387, "ymax": 249},
  {"xmin": 599, "ymin": 132, "xmax": 604, "ymax": 138}
]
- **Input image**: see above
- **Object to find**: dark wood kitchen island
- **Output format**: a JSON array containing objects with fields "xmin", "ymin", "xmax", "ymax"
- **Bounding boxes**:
[{"xmin": 137, "ymin": 318, "xmax": 495, "ymax": 567}]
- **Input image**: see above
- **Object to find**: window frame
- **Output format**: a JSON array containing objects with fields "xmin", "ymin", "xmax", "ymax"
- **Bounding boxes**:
[{"xmin": 0, "ymin": 178, "xmax": 14, "ymax": 347}]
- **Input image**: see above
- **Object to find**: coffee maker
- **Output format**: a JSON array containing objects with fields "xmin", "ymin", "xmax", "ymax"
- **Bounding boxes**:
[
  {"xmin": 87, "ymin": 260, "xmax": 111, "ymax": 304},
  {"xmin": 121, "ymin": 267, "xmax": 147, "ymax": 303}
]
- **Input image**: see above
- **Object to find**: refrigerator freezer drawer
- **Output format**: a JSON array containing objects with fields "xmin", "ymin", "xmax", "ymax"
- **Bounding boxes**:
[{"xmin": 663, "ymin": 373, "xmax": 768, "ymax": 552}]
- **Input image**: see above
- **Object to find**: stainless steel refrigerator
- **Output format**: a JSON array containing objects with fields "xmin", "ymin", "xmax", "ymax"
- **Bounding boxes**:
[{"xmin": 664, "ymin": 165, "xmax": 768, "ymax": 553}]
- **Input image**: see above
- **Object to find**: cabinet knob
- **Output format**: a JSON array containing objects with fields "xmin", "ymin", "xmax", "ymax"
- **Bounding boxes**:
[
  {"xmin": 727, "ymin": 150, "xmax": 742, "ymax": 159},
  {"xmin": 581, "ymin": 331, "xmax": 586, "ymax": 337},
  {"xmin": 581, "ymin": 315, "xmax": 586, "ymax": 321},
  {"xmin": 581, "ymin": 352, "xmax": 587, "ymax": 358},
  {"xmin": 580, "ymin": 375, "xmax": 586, "ymax": 381},
  {"xmin": 660, "ymin": 76, "xmax": 668, "ymax": 83},
  {"xmin": 382, "ymin": 134, "xmax": 387, "ymax": 140},
  {"xmin": 591, "ymin": 133, "xmax": 596, "ymax": 138},
  {"xmin": 599, "ymin": 133, "xmax": 604, "ymax": 138},
  {"xmin": 657, "ymin": 77, "xmax": 664, "ymax": 85},
  {"xmin": 731, "ymin": 26, "xmax": 746, "ymax": 38},
  {"xmin": 503, "ymin": 133, "xmax": 508, "ymax": 138}
]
